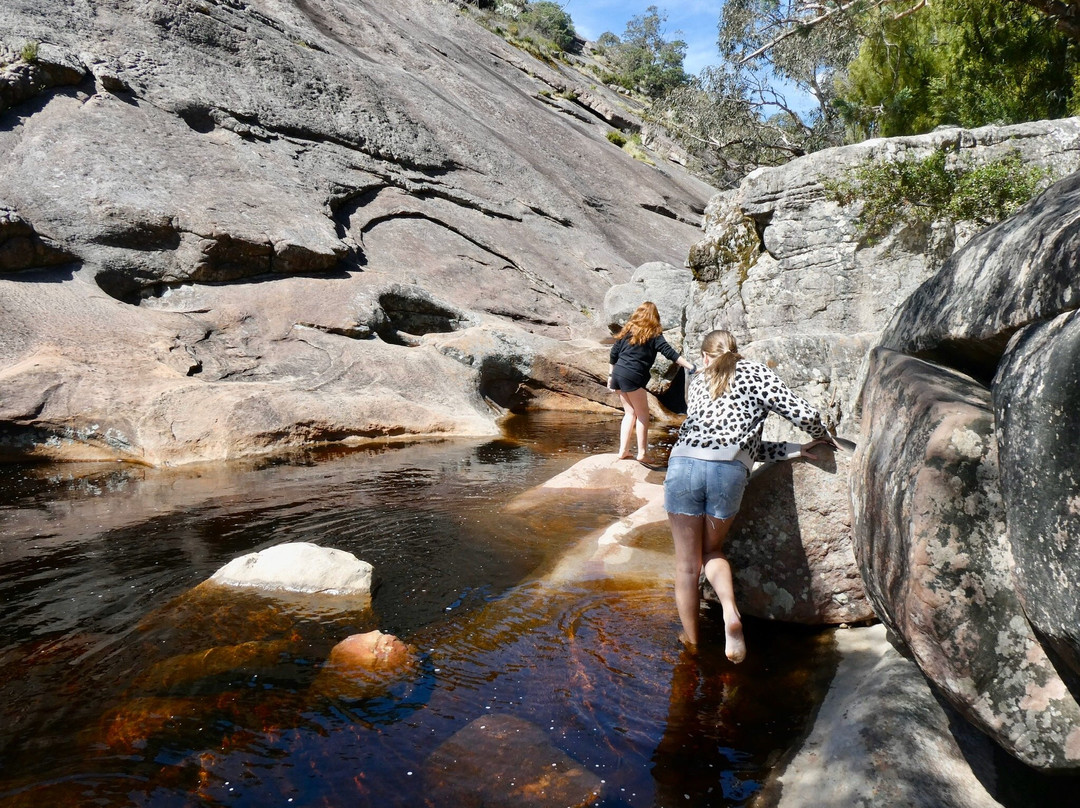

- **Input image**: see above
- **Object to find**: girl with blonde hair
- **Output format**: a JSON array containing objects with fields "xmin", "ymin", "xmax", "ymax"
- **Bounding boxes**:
[
  {"xmin": 663, "ymin": 329, "xmax": 833, "ymax": 661},
  {"xmin": 608, "ymin": 302, "xmax": 698, "ymax": 463}
]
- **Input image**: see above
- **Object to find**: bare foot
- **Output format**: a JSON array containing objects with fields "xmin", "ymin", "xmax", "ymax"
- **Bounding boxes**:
[
  {"xmin": 617, "ymin": 453, "xmax": 633, "ymax": 460},
  {"xmin": 677, "ymin": 632, "xmax": 697, "ymax": 652},
  {"xmin": 724, "ymin": 620, "xmax": 746, "ymax": 664}
]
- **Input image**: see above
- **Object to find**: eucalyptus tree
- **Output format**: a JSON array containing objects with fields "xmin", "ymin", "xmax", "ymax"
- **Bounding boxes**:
[
  {"xmin": 656, "ymin": 0, "xmax": 860, "ymax": 186},
  {"xmin": 839, "ymin": 0, "xmax": 1080, "ymax": 136},
  {"xmin": 596, "ymin": 6, "xmax": 689, "ymax": 97}
]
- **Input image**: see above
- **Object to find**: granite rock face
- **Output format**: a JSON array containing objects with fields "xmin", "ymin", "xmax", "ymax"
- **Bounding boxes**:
[
  {"xmin": 994, "ymin": 310, "xmax": 1080, "ymax": 684},
  {"xmin": 852, "ymin": 349, "xmax": 1080, "ymax": 770},
  {"xmin": 856, "ymin": 159, "xmax": 1080, "ymax": 773},
  {"xmin": 602, "ymin": 261, "xmax": 693, "ymax": 339},
  {"xmin": 723, "ymin": 451, "xmax": 872, "ymax": 626},
  {"xmin": 687, "ymin": 118, "xmax": 1080, "ymax": 427},
  {"xmin": 0, "ymin": 0, "xmax": 714, "ymax": 465},
  {"xmin": 597, "ymin": 121, "xmax": 1080, "ymax": 644}
]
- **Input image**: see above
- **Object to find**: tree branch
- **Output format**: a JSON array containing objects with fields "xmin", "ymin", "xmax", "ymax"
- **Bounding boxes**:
[
  {"xmin": 737, "ymin": 0, "xmax": 926, "ymax": 64},
  {"xmin": 1012, "ymin": 0, "xmax": 1080, "ymax": 41}
]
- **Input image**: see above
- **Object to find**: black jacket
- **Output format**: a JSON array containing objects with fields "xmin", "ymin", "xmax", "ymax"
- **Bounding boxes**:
[{"xmin": 609, "ymin": 334, "xmax": 681, "ymax": 389}]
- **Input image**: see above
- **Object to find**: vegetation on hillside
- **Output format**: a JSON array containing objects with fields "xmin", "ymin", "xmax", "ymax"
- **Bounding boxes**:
[
  {"xmin": 657, "ymin": 0, "xmax": 1079, "ymax": 188},
  {"xmin": 593, "ymin": 6, "xmax": 688, "ymax": 97},
  {"xmin": 459, "ymin": 0, "xmax": 1072, "ymax": 222},
  {"xmin": 463, "ymin": 0, "xmax": 579, "ymax": 62}
]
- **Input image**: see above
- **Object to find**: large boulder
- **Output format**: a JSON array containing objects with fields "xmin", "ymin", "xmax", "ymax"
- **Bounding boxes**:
[
  {"xmin": 722, "ymin": 450, "xmax": 872, "ymax": 625},
  {"xmin": 0, "ymin": 0, "xmax": 715, "ymax": 465},
  {"xmin": 852, "ymin": 348, "xmax": 1080, "ymax": 770},
  {"xmin": 993, "ymin": 310, "xmax": 1080, "ymax": 683},
  {"xmin": 856, "ymin": 164, "xmax": 1080, "ymax": 773},
  {"xmin": 879, "ymin": 166, "xmax": 1080, "ymax": 382},
  {"xmin": 602, "ymin": 261, "xmax": 694, "ymax": 337}
]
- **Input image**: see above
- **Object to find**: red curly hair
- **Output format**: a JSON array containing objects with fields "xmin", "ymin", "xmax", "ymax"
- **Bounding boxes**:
[{"xmin": 615, "ymin": 301, "xmax": 663, "ymax": 346}]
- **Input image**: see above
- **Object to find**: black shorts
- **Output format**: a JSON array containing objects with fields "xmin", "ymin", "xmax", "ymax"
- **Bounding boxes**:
[{"xmin": 610, "ymin": 371, "xmax": 645, "ymax": 393}]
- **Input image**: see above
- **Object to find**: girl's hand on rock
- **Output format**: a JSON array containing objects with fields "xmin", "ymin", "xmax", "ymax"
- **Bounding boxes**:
[{"xmin": 799, "ymin": 438, "xmax": 836, "ymax": 459}]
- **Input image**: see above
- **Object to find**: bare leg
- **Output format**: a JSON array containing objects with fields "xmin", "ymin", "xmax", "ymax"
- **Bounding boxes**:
[
  {"xmin": 617, "ymin": 392, "xmax": 635, "ymax": 459},
  {"xmin": 701, "ymin": 514, "xmax": 744, "ymax": 663},
  {"xmin": 668, "ymin": 512, "xmax": 705, "ymax": 647},
  {"xmin": 623, "ymin": 387, "xmax": 650, "ymax": 460}
]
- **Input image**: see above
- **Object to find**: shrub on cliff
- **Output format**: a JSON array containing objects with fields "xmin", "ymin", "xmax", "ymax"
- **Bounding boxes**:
[
  {"xmin": 824, "ymin": 148, "xmax": 1053, "ymax": 241},
  {"xmin": 519, "ymin": 2, "xmax": 575, "ymax": 52},
  {"xmin": 595, "ymin": 6, "xmax": 688, "ymax": 98}
]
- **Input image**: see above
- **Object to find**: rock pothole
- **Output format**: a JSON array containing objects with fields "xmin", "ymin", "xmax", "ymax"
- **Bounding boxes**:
[{"xmin": 375, "ymin": 287, "xmax": 473, "ymax": 346}]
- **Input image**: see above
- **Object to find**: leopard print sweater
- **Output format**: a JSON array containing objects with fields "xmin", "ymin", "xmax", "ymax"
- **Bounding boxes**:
[{"xmin": 670, "ymin": 358, "xmax": 827, "ymax": 469}]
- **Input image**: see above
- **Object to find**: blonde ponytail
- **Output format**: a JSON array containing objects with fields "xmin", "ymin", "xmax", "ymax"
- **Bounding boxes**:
[{"xmin": 700, "ymin": 330, "xmax": 741, "ymax": 400}]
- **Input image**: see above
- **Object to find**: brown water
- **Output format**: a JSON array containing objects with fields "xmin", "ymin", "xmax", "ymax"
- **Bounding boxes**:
[{"xmin": 0, "ymin": 413, "xmax": 837, "ymax": 807}]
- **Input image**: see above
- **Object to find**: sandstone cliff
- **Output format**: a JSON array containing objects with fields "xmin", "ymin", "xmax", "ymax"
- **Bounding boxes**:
[{"xmin": 0, "ymin": 0, "xmax": 715, "ymax": 465}]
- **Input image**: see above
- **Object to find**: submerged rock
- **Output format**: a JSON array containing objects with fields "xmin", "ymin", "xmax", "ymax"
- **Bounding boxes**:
[
  {"xmin": 313, "ymin": 630, "xmax": 419, "ymax": 701},
  {"xmin": 132, "ymin": 638, "xmax": 295, "ymax": 693},
  {"xmin": 424, "ymin": 713, "xmax": 602, "ymax": 808},
  {"xmin": 327, "ymin": 630, "xmax": 414, "ymax": 672}
]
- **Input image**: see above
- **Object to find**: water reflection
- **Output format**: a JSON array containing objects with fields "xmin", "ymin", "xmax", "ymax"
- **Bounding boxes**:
[{"xmin": 0, "ymin": 413, "xmax": 835, "ymax": 807}]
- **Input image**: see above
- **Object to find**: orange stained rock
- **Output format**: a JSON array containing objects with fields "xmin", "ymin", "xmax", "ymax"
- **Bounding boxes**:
[{"xmin": 328, "ymin": 630, "xmax": 415, "ymax": 673}]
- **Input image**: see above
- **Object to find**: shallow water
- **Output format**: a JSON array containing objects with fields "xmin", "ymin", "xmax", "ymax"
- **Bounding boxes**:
[{"xmin": 0, "ymin": 413, "xmax": 837, "ymax": 807}]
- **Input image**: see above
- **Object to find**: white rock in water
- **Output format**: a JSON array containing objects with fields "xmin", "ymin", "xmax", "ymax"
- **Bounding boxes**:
[{"xmin": 209, "ymin": 542, "xmax": 373, "ymax": 596}]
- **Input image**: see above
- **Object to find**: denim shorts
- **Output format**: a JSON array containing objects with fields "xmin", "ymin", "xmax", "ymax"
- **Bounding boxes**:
[{"xmin": 663, "ymin": 456, "xmax": 749, "ymax": 519}]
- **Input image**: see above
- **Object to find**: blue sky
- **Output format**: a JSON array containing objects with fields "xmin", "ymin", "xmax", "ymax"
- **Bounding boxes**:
[{"xmin": 563, "ymin": 0, "xmax": 724, "ymax": 76}]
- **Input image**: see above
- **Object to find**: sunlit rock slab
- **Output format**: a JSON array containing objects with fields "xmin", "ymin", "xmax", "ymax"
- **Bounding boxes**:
[
  {"xmin": 0, "ymin": 0, "xmax": 715, "ymax": 464},
  {"xmin": 763, "ymin": 624, "xmax": 1002, "ymax": 808}
]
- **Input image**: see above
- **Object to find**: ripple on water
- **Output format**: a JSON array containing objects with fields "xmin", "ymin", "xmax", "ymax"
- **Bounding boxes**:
[{"xmin": 0, "ymin": 414, "xmax": 837, "ymax": 808}]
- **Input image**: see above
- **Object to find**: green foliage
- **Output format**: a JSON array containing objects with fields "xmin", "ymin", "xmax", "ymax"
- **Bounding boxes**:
[
  {"xmin": 837, "ymin": 0, "xmax": 1080, "ymax": 138},
  {"xmin": 519, "ymin": 1, "xmax": 576, "ymax": 52},
  {"xmin": 657, "ymin": 64, "xmax": 841, "ymax": 189},
  {"xmin": 824, "ymin": 149, "xmax": 1052, "ymax": 240},
  {"xmin": 718, "ymin": 0, "xmax": 861, "ymax": 125},
  {"xmin": 598, "ymin": 6, "xmax": 688, "ymax": 98},
  {"xmin": 595, "ymin": 31, "xmax": 620, "ymax": 54},
  {"xmin": 467, "ymin": 1, "xmax": 577, "ymax": 62},
  {"xmin": 20, "ymin": 40, "xmax": 39, "ymax": 63},
  {"xmin": 606, "ymin": 130, "xmax": 628, "ymax": 147}
]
